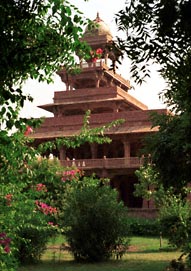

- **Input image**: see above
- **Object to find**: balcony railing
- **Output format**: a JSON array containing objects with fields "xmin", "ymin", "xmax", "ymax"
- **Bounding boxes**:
[{"xmin": 61, "ymin": 157, "xmax": 142, "ymax": 170}]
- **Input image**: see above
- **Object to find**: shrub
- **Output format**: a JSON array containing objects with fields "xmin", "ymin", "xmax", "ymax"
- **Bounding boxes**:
[
  {"xmin": 159, "ymin": 195, "xmax": 191, "ymax": 249},
  {"xmin": 2, "ymin": 191, "xmax": 58, "ymax": 264},
  {"xmin": 0, "ymin": 153, "xmax": 61, "ymax": 265},
  {"xmin": 158, "ymin": 195, "xmax": 191, "ymax": 270},
  {"xmin": 16, "ymin": 218, "xmax": 54, "ymax": 264},
  {"xmin": 61, "ymin": 176, "xmax": 130, "ymax": 262},
  {"xmin": 127, "ymin": 217, "xmax": 160, "ymax": 237}
]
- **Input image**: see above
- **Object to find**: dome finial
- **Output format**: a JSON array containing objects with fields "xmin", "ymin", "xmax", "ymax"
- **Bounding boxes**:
[{"xmin": 96, "ymin": 12, "xmax": 102, "ymax": 22}]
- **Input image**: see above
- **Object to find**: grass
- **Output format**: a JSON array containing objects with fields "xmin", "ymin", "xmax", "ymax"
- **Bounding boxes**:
[{"xmin": 18, "ymin": 236, "xmax": 180, "ymax": 271}]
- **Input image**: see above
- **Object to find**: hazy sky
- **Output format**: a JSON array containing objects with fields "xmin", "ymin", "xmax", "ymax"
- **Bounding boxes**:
[{"xmin": 21, "ymin": 0, "xmax": 166, "ymax": 118}]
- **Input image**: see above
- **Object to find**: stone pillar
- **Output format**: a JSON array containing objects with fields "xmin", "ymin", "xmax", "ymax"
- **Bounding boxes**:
[
  {"xmin": 90, "ymin": 143, "xmax": 97, "ymax": 159},
  {"xmin": 123, "ymin": 140, "xmax": 131, "ymax": 158},
  {"xmin": 96, "ymin": 80, "xmax": 99, "ymax": 88},
  {"xmin": 101, "ymin": 168, "xmax": 108, "ymax": 178},
  {"xmin": 59, "ymin": 146, "xmax": 66, "ymax": 160},
  {"xmin": 104, "ymin": 53, "xmax": 109, "ymax": 65},
  {"xmin": 103, "ymin": 144, "xmax": 108, "ymax": 158}
]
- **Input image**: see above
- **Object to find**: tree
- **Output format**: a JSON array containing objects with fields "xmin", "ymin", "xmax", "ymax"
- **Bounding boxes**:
[
  {"xmin": 0, "ymin": 0, "xmax": 90, "ymax": 129},
  {"xmin": 116, "ymin": 0, "xmax": 191, "ymax": 112},
  {"xmin": 115, "ymin": 0, "xmax": 191, "ymax": 194},
  {"xmin": 144, "ymin": 112, "xmax": 191, "ymax": 196}
]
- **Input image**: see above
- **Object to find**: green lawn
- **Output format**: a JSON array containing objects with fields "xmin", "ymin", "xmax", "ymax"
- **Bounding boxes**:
[{"xmin": 18, "ymin": 236, "xmax": 180, "ymax": 271}]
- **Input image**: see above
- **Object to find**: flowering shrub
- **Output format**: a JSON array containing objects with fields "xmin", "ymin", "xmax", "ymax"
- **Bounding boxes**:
[
  {"xmin": 35, "ymin": 200, "xmax": 57, "ymax": 215},
  {"xmin": 0, "ymin": 132, "xmax": 64, "ymax": 266},
  {"xmin": 13, "ymin": 158, "xmax": 83, "ymax": 263},
  {"xmin": 61, "ymin": 168, "xmax": 83, "ymax": 182}
]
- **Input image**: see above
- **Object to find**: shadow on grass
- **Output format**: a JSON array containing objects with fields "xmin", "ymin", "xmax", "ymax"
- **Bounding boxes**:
[
  {"xmin": 18, "ymin": 249, "xmax": 181, "ymax": 271},
  {"xmin": 18, "ymin": 258, "xmax": 173, "ymax": 271},
  {"xmin": 128, "ymin": 247, "xmax": 177, "ymax": 254}
]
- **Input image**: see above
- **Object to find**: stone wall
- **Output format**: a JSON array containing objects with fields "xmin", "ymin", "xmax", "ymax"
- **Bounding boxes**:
[{"xmin": 128, "ymin": 208, "xmax": 158, "ymax": 219}]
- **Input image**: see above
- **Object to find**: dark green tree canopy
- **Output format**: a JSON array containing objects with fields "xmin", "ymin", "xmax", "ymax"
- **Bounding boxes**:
[
  {"xmin": 116, "ymin": 0, "xmax": 191, "ymax": 112},
  {"xmin": 0, "ymin": 0, "xmax": 89, "ymax": 128},
  {"xmin": 116, "ymin": 1, "xmax": 191, "ymax": 193},
  {"xmin": 145, "ymin": 112, "xmax": 191, "ymax": 195}
]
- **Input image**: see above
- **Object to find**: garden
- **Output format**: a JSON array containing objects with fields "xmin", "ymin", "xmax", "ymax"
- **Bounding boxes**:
[{"xmin": 1, "ymin": 133, "xmax": 190, "ymax": 271}]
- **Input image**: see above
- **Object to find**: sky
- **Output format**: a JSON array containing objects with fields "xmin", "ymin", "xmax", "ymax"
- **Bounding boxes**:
[{"xmin": 20, "ymin": 0, "xmax": 167, "ymax": 118}]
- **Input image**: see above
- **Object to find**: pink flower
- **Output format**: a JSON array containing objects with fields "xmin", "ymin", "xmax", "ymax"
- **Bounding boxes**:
[
  {"xmin": 0, "ymin": 233, "xmax": 6, "ymax": 238},
  {"xmin": 89, "ymin": 48, "xmax": 103, "ymax": 63},
  {"xmin": 35, "ymin": 201, "xmax": 57, "ymax": 215},
  {"xmin": 35, "ymin": 183, "xmax": 47, "ymax": 192},
  {"xmin": 61, "ymin": 169, "xmax": 82, "ymax": 182},
  {"xmin": 24, "ymin": 126, "xmax": 33, "ymax": 136},
  {"xmin": 91, "ymin": 57, "xmax": 97, "ymax": 62},
  {"xmin": 5, "ymin": 194, "xmax": 13, "ymax": 206},
  {"xmin": 5, "ymin": 194, "xmax": 13, "ymax": 200},
  {"xmin": 4, "ymin": 246, "xmax": 10, "ymax": 253},
  {"xmin": 0, "ymin": 232, "xmax": 11, "ymax": 254},
  {"xmin": 96, "ymin": 48, "xmax": 103, "ymax": 55},
  {"xmin": 48, "ymin": 222, "xmax": 58, "ymax": 227}
]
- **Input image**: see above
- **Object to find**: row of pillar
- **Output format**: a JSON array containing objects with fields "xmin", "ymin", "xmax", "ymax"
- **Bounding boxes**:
[{"xmin": 58, "ymin": 140, "xmax": 131, "ymax": 161}]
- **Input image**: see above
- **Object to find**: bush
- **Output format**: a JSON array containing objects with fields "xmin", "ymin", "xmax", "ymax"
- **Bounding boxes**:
[
  {"xmin": 16, "ymin": 221, "xmax": 53, "ymax": 264},
  {"xmin": 158, "ymin": 195, "xmax": 191, "ymax": 270},
  {"xmin": 159, "ymin": 195, "xmax": 191, "ymax": 249},
  {"xmin": 0, "ymin": 155, "xmax": 61, "ymax": 265},
  {"xmin": 127, "ymin": 217, "xmax": 161, "ymax": 237},
  {"xmin": 61, "ymin": 176, "xmax": 130, "ymax": 262},
  {"xmin": 2, "ymin": 193, "xmax": 57, "ymax": 265}
]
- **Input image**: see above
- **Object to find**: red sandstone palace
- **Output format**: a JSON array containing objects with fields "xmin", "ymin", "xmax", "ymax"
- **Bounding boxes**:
[{"xmin": 31, "ymin": 14, "xmax": 167, "ymax": 212}]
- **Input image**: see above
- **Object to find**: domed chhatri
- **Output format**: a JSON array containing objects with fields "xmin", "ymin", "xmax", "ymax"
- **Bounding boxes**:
[{"xmin": 83, "ymin": 12, "xmax": 112, "ymax": 38}]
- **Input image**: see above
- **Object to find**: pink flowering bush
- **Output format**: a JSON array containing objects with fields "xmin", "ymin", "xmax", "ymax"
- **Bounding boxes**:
[
  {"xmin": 12, "ymin": 158, "xmax": 82, "ymax": 264},
  {"xmin": 1, "ymin": 184, "xmax": 58, "ymax": 265},
  {"xmin": 0, "ymin": 132, "xmax": 67, "ymax": 267},
  {"xmin": 35, "ymin": 200, "xmax": 57, "ymax": 215}
]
